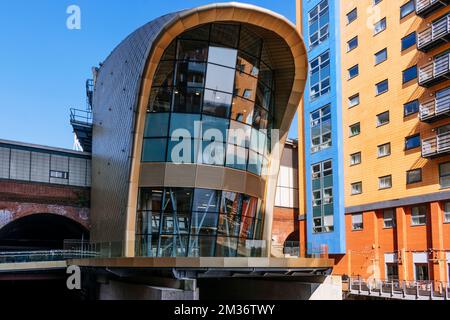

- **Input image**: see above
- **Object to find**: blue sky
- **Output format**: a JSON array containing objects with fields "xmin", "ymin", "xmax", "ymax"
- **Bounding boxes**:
[{"xmin": 0, "ymin": 1, "xmax": 298, "ymax": 149}]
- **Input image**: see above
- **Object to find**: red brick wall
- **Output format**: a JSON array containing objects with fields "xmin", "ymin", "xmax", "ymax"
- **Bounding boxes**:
[
  {"xmin": 0, "ymin": 179, "xmax": 90, "ymax": 230},
  {"xmin": 272, "ymin": 207, "xmax": 299, "ymax": 245}
]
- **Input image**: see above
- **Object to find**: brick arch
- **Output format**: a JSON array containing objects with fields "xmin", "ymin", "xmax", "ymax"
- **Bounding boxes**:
[{"xmin": 0, "ymin": 202, "xmax": 90, "ymax": 232}]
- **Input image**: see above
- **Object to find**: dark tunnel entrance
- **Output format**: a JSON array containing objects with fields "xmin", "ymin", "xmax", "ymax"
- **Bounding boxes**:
[{"xmin": 0, "ymin": 214, "xmax": 89, "ymax": 251}]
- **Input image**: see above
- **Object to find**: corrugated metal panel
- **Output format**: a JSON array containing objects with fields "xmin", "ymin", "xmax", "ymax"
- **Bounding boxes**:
[{"xmin": 90, "ymin": 13, "xmax": 180, "ymax": 243}]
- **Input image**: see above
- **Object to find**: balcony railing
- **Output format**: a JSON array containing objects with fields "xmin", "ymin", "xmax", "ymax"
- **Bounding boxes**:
[
  {"xmin": 418, "ymin": 14, "xmax": 450, "ymax": 52},
  {"xmin": 348, "ymin": 277, "xmax": 450, "ymax": 300},
  {"xmin": 422, "ymin": 131, "xmax": 450, "ymax": 157},
  {"xmin": 419, "ymin": 52, "xmax": 450, "ymax": 87},
  {"xmin": 416, "ymin": 0, "xmax": 450, "ymax": 18},
  {"xmin": 419, "ymin": 89, "xmax": 450, "ymax": 122}
]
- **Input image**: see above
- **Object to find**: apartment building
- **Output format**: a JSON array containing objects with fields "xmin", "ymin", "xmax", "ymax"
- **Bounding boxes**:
[{"xmin": 297, "ymin": 0, "xmax": 450, "ymax": 287}]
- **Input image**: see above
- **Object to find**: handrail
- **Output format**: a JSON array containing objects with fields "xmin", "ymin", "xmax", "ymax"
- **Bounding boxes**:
[
  {"xmin": 70, "ymin": 108, "xmax": 93, "ymax": 126},
  {"xmin": 349, "ymin": 277, "xmax": 449, "ymax": 300},
  {"xmin": 422, "ymin": 131, "xmax": 450, "ymax": 157},
  {"xmin": 420, "ymin": 89, "xmax": 450, "ymax": 120},
  {"xmin": 419, "ymin": 52, "xmax": 450, "ymax": 84},
  {"xmin": 416, "ymin": 0, "xmax": 445, "ymax": 14},
  {"xmin": 418, "ymin": 14, "xmax": 450, "ymax": 49},
  {"xmin": 0, "ymin": 250, "xmax": 100, "ymax": 264}
]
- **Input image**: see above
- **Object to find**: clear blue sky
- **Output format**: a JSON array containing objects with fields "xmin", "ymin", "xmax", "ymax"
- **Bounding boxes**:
[{"xmin": 0, "ymin": 0, "xmax": 298, "ymax": 149}]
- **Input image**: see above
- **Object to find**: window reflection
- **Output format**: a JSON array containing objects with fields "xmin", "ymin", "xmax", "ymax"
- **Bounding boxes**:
[
  {"xmin": 203, "ymin": 89, "xmax": 232, "ymax": 118},
  {"xmin": 231, "ymin": 97, "xmax": 254, "ymax": 125},
  {"xmin": 175, "ymin": 61, "xmax": 206, "ymax": 88},
  {"xmin": 173, "ymin": 87, "xmax": 203, "ymax": 113},
  {"xmin": 177, "ymin": 40, "xmax": 208, "ymax": 61},
  {"xmin": 148, "ymin": 87, "xmax": 172, "ymax": 113},
  {"xmin": 136, "ymin": 188, "xmax": 264, "ymax": 258},
  {"xmin": 205, "ymin": 64, "xmax": 235, "ymax": 94},
  {"xmin": 208, "ymin": 46, "xmax": 238, "ymax": 68},
  {"xmin": 144, "ymin": 23, "xmax": 275, "ymax": 177}
]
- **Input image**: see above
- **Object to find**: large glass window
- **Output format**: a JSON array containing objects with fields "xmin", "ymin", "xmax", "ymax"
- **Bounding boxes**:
[
  {"xmin": 310, "ymin": 51, "xmax": 331, "ymax": 100},
  {"xmin": 136, "ymin": 188, "xmax": 264, "ymax": 258},
  {"xmin": 141, "ymin": 23, "xmax": 275, "ymax": 177},
  {"xmin": 312, "ymin": 160, "xmax": 334, "ymax": 234},
  {"xmin": 311, "ymin": 105, "xmax": 332, "ymax": 153},
  {"xmin": 308, "ymin": 0, "xmax": 329, "ymax": 49}
]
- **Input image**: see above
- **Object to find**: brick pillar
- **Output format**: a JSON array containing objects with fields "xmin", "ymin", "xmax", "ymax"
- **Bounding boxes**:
[
  {"xmin": 396, "ymin": 207, "xmax": 409, "ymax": 282},
  {"xmin": 429, "ymin": 201, "xmax": 445, "ymax": 290}
]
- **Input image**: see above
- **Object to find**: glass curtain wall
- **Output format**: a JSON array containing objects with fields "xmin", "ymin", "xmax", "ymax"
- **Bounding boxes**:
[
  {"xmin": 142, "ymin": 23, "xmax": 275, "ymax": 177},
  {"xmin": 135, "ymin": 188, "xmax": 265, "ymax": 257}
]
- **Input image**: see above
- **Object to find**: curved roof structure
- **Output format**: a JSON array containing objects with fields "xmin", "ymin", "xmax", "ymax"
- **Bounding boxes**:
[{"xmin": 90, "ymin": 3, "xmax": 307, "ymax": 257}]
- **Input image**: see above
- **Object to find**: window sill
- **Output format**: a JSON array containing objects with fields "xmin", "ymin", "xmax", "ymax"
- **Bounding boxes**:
[
  {"xmin": 378, "ymin": 154, "xmax": 391, "ymax": 159},
  {"xmin": 375, "ymin": 91, "xmax": 388, "ymax": 97},
  {"xmin": 411, "ymin": 224, "xmax": 427, "ymax": 227},
  {"xmin": 379, "ymin": 187, "xmax": 392, "ymax": 191},
  {"xmin": 376, "ymin": 122, "xmax": 390, "ymax": 128}
]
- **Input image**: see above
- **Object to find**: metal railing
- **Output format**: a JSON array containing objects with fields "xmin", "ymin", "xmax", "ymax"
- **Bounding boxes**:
[
  {"xmin": 70, "ymin": 108, "xmax": 93, "ymax": 127},
  {"xmin": 348, "ymin": 277, "xmax": 450, "ymax": 300},
  {"xmin": 271, "ymin": 242, "xmax": 328, "ymax": 259},
  {"xmin": 422, "ymin": 131, "xmax": 450, "ymax": 157},
  {"xmin": 418, "ymin": 14, "xmax": 450, "ymax": 49},
  {"xmin": 416, "ymin": 0, "xmax": 449, "ymax": 15},
  {"xmin": 0, "ymin": 250, "xmax": 100, "ymax": 264},
  {"xmin": 419, "ymin": 89, "xmax": 450, "ymax": 121},
  {"xmin": 419, "ymin": 52, "xmax": 450, "ymax": 85}
]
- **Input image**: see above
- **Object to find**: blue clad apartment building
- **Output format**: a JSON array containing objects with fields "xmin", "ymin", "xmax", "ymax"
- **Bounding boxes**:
[{"xmin": 297, "ymin": 0, "xmax": 346, "ymax": 254}]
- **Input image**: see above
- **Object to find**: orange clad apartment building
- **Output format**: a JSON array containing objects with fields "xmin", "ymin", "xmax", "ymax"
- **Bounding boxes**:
[{"xmin": 295, "ymin": 0, "xmax": 450, "ymax": 288}]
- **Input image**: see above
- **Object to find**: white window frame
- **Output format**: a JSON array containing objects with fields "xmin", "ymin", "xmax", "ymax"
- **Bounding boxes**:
[
  {"xmin": 352, "ymin": 213, "xmax": 363, "ymax": 231},
  {"xmin": 411, "ymin": 205, "xmax": 427, "ymax": 226}
]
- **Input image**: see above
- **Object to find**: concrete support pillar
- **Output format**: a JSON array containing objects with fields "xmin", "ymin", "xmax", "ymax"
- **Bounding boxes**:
[
  {"xmin": 396, "ymin": 207, "xmax": 409, "ymax": 282},
  {"xmin": 429, "ymin": 201, "xmax": 445, "ymax": 290}
]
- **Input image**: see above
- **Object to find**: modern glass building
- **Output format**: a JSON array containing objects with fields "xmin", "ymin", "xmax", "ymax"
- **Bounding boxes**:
[{"xmin": 88, "ymin": 3, "xmax": 311, "ymax": 262}]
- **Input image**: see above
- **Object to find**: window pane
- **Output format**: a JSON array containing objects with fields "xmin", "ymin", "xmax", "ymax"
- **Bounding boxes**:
[
  {"xmin": 201, "ymin": 115, "xmax": 229, "ymax": 143},
  {"xmin": 175, "ymin": 61, "xmax": 206, "ymax": 88},
  {"xmin": 405, "ymin": 135, "xmax": 420, "ymax": 150},
  {"xmin": 152, "ymin": 61, "xmax": 175, "ymax": 87},
  {"xmin": 231, "ymin": 96, "xmax": 254, "ymax": 125},
  {"xmin": 142, "ymin": 139, "xmax": 167, "ymax": 162},
  {"xmin": 205, "ymin": 64, "xmax": 235, "ymax": 94},
  {"xmin": 402, "ymin": 33, "xmax": 416, "ymax": 51},
  {"xmin": 148, "ymin": 87, "xmax": 172, "ymax": 113},
  {"xmin": 192, "ymin": 189, "xmax": 220, "ymax": 213},
  {"xmin": 375, "ymin": 48, "xmax": 387, "ymax": 65},
  {"xmin": 144, "ymin": 113, "xmax": 169, "ymax": 138},
  {"xmin": 400, "ymin": 0, "xmax": 415, "ymax": 19},
  {"xmin": 403, "ymin": 66, "xmax": 417, "ymax": 83},
  {"xmin": 404, "ymin": 100, "xmax": 419, "ymax": 116},
  {"xmin": 169, "ymin": 113, "xmax": 201, "ymax": 139},
  {"xmin": 173, "ymin": 87, "xmax": 203, "ymax": 113},
  {"xmin": 203, "ymin": 89, "xmax": 232, "ymax": 118},
  {"xmin": 376, "ymin": 80, "xmax": 389, "ymax": 95},
  {"xmin": 177, "ymin": 40, "xmax": 209, "ymax": 61},
  {"xmin": 208, "ymin": 46, "xmax": 238, "ymax": 69}
]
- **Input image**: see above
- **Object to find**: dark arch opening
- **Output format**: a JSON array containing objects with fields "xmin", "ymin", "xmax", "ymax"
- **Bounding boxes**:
[{"xmin": 0, "ymin": 214, "xmax": 89, "ymax": 251}]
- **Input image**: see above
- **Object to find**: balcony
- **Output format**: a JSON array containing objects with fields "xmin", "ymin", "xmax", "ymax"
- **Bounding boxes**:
[
  {"xmin": 418, "ymin": 14, "xmax": 450, "ymax": 52},
  {"xmin": 416, "ymin": 0, "xmax": 450, "ymax": 18},
  {"xmin": 419, "ymin": 52, "xmax": 450, "ymax": 87},
  {"xmin": 419, "ymin": 89, "xmax": 450, "ymax": 122},
  {"xmin": 422, "ymin": 131, "xmax": 450, "ymax": 158},
  {"xmin": 70, "ymin": 108, "xmax": 93, "ymax": 153}
]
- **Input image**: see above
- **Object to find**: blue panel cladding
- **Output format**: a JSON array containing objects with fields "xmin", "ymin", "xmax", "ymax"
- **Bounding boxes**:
[{"xmin": 301, "ymin": 0, "xmax": 346, "ymax": 254}]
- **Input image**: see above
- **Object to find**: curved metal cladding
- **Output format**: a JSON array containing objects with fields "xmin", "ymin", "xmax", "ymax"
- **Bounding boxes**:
[{"xmin": 90, "ymin": 3, "xmax": 307, "ymax": 258}]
